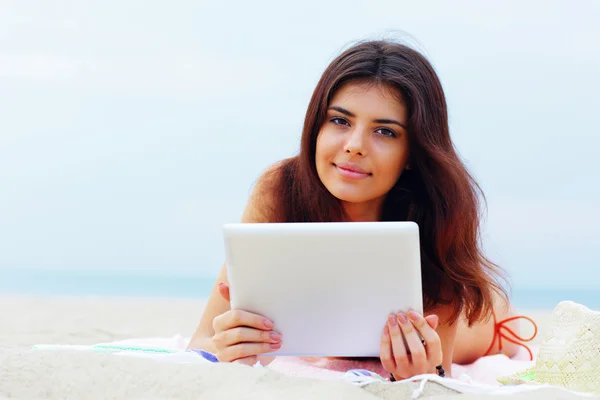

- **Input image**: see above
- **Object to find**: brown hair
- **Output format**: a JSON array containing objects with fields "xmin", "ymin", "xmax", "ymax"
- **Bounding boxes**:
[{"xmin": 261, "ymin": 39, "xmax": 508, "ymax": 325}]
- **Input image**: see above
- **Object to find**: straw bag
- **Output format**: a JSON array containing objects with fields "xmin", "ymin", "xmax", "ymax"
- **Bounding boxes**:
[{"xmin": 498, "ymin": 301, "xmax": 600, "ymax": 395}]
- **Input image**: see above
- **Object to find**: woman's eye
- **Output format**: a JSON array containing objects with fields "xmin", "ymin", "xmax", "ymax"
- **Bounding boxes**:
[
  {"xmin": 376, "ymin": 128, "xmax": 397, "ymax": 138},
  {"xmin": 330, "ymin": 117, "xmax": 349, "ymax": 126}
]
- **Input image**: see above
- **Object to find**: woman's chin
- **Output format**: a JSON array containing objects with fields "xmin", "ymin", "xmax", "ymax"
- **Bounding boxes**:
[{"xmin": 327, "ymin": 188, "xmax": 373, "ymax": 204}]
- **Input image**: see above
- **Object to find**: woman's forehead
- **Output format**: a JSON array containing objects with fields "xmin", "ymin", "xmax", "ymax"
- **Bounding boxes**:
[{"xmin": 328, "ymin": 81, "xmax": 408, "ymax": 120}]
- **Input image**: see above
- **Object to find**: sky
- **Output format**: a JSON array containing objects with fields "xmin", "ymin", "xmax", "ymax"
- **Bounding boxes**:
[{"xmin": 0, "ymin": 0, "xmax": 599, "ymax": 289}]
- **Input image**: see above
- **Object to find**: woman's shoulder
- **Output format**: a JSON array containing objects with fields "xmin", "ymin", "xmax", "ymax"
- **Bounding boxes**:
[{"xmin": 241, "ymin": 159, "xmax": 292, "ymax": 223}]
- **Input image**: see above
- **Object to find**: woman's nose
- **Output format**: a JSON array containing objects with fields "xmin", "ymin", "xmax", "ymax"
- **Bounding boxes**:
[{"xmin": 343, "ymin": 129, "xmax": 366, "ymax": 156}]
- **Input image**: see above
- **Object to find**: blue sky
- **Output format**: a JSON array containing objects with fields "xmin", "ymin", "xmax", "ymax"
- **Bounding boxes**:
[{"xmin": 0, "ymin": 1, "xmax": 599, "ymax": 289}]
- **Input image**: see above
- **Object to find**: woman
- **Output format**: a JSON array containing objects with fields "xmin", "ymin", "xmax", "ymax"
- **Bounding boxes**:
[{"xmin": 187, "ymin": 39, "xmax": 533, "ymax": 380}]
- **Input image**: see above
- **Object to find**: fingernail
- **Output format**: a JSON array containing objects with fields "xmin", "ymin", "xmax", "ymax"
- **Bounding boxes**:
[
  {"xmin": 218, "ymin": 283, "xmax": 226, "ymax": 289},
  {"xmin": 384, "ymin": 325, "xmax": 389, "ymax": 335},
  {"xmin": 270, "ymin": 332, "xmax": 281, "ymax": 342},
  {"xmin": 388, "ymin": 314, "xmax": 397, "ymax": 326},
  {"xmin": 263, "ymin": 319, "xmax": 274, "ymax": 329},
  {"xmin": 407, "ymin": 311, "xmax": 420, "ymax": 322},
  {"xmin": 397, "ymin": 313, "xmax": 408, "ymax": 324},
  {"xmin": 270, "ymin": 342, "xmax": 282, "ymax": 349}
]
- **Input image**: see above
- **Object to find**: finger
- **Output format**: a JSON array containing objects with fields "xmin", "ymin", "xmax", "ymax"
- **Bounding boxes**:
[
  {"xmin": 398, "ymin": 312, "xmax": 428, "ymax": 373},
  {"xmin": 213, "ymin": 309, "xmax": 275, "ymax": 333},
  {"xmin": 425, "ymin": 314, "xmax": 439, "ymax": 330},
  {"xmin": 218, "ymin": 282, "xmax": 230, "ymax": 302},
  {"xmin": 380, "ymin": 323, "xmax": 396, "ymax": 374},
  {"xmin": 218, "ymin": 341, "xmax": 282, "ymax": 362},
  {"xmin": 216, "ymin": 327, "xmax": 281, "ymax": 347},
  {"xmin": 410, "ymin": 311, "xmax": 443, "ymax": 366},
  {"xmin": 388, "ymin": 314, "xmax": 410, "ymax": 377}
]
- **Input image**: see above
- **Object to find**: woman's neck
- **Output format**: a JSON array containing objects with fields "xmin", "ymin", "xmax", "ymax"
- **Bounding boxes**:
[{"xmin": 341, "ymin": 199, "xmax": 384, "ymax": 222}]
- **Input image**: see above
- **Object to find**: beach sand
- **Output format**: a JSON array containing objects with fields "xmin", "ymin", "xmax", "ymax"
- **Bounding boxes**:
[{"xmin": 0, "ymin": 295, "xmax": 594, "ymax": 399}]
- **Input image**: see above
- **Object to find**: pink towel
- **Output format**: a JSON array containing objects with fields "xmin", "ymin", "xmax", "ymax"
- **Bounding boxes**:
[
  {"xmin": 93, "ymin": 336, "xmax": 536, "ymax": 386},
  {"xmin": 268, "ymin": 346, "xmax": 537, "ymax": 385},
  {"xmin": 451, "ymin": 346, "xmax": 536, "ymax": 385}
]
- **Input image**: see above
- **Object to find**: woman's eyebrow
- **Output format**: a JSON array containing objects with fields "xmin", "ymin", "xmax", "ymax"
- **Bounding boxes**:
[
  {"xmin": 328, "ymin": 106, "xmax": 355, "ymax": 117},
  {"xmin": 373, "ymin": 118, "xmax": 406, "ymax": 130},
  {"xmin": 328, "ymin": 106, "xmax": 406, "ymax": 129}
]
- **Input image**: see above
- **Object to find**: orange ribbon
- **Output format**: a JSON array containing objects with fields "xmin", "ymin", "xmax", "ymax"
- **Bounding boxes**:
[{"xmin": 484, "ymin": 313, "xmax": 539, "ymax": 361}]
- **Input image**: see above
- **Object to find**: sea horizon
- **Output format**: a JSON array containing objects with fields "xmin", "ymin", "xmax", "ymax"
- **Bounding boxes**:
[{"xmin": 0, "ymin": 267, "xmax": 597, "ymax": 310}]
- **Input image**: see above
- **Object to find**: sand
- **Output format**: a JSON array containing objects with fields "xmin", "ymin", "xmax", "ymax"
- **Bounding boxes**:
[{"xmin": 0, "ymin": 295, "xmax": 595, "ymax": 399}]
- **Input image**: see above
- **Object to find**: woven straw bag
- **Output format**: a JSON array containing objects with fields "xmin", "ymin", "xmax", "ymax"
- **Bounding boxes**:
[{"xmin": 498, "ymin": 301, "xmax": 600, "ymax": 395}]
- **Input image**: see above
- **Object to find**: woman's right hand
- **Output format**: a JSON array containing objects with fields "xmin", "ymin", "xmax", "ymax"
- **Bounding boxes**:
[{"xmin": 211, "ymin": 283, "xmax": 282, "ymax": 365}]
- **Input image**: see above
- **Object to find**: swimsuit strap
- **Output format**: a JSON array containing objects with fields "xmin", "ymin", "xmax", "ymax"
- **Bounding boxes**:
[{"xmin": 483, "ymin": 312, "xmax": 539, "ymax": 361}]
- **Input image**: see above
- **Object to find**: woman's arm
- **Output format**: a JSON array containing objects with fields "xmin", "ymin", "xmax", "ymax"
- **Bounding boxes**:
[
  {"xmin": 186, "ymin": 263, "xmax": 230, "ymax": 352},
  {"xmin": 187, "ymin": 168, "xmax": 278, "ymax": 352},
  {"xmin": 429, "ymin": 306, "xmax": 458, "ymax": 377}
]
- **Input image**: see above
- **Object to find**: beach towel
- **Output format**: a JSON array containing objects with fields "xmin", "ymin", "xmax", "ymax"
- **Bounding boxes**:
[
  {"xmin": 33, "ymin": 334, "xmax": 598, "ymax": 398},
  {"xmin": 33, "ymin": 334, "xmax": 535, "ymax": 383}
]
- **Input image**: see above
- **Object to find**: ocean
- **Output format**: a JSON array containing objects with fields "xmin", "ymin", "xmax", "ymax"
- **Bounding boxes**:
[{"xmin": 0, "ymin": 268, "xmax": 598, "ymax": 310}]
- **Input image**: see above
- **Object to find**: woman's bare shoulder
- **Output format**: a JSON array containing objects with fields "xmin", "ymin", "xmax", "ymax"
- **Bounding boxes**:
[{"xmin": 241, "ymin": 160, "xmax": 287, "ymax": 223}]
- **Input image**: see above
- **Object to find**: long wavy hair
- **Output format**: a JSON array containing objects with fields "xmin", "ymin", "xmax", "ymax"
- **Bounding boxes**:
[{"xmin": 260, "ymin": 40, "xmax": 508, "ymax": 325}]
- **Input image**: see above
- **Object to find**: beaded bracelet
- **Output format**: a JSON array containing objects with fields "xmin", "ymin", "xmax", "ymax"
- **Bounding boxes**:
[{"xmin": 435, "ymin": 365, "xmax": 446, "ymax": 377}]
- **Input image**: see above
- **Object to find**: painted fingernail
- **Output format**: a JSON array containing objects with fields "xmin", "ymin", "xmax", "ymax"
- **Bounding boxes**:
[
  {"xmin": 270, "ymin": 342, "xmax": 282, "ymax": 349},
  {"xmin": 263, "ymin": 319, "xmax": 274, "ymax": 329},
  {"xmin": 397, "ymin": 313, "xmax": 408, "ymax": 324},
  {"xmin": 430, "ymin": 315, "xmax": 439, "ymax": 326},
  {"xmin": 388, "ymin": 314, "xmax": 397, "ymax": 326},
  {"xmin": 408, "ymin": 311, "xmax": 420, "ymax": 322},
  {"xmin": 270, "ymin": 332, "xmax": 281, "ymax": 342}
]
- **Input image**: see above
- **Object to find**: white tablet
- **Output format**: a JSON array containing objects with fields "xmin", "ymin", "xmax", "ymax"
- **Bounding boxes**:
[{"xmin": 222, "ymin": 221, "xmax": 423, "ymax": 357}]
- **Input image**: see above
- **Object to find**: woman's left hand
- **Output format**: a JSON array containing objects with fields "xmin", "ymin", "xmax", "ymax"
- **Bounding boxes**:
[{"xmin": 380, "ymin": 311, "xmax": 443, "ymax": 380}]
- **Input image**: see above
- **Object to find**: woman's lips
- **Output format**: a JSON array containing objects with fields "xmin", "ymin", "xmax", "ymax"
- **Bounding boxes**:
[{"xmin": 334, "ymin": 163, "xmax": 371, "ymax": 179}]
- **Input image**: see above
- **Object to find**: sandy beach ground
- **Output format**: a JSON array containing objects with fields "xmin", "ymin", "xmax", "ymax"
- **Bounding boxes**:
[{"xmin": 0, "ymin": 295, "xmax": 594, "ymax": 399}]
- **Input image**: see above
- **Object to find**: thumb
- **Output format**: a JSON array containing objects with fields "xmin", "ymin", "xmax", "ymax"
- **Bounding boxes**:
[
  {"xmin": 425, "ymin": 314, "xmax": 439, "ymax": 330},
  {"xmin": 218, "ymin": 282, "xmax": 230, "ymax": 302}
]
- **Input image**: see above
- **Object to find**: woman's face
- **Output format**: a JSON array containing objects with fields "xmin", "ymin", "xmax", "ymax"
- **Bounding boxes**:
[{"xmin": 315, "ymin": 81, "xmax": 410, "ymax": 218}]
